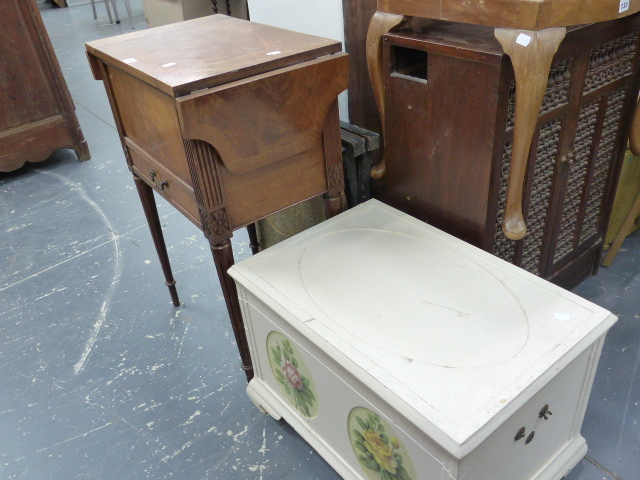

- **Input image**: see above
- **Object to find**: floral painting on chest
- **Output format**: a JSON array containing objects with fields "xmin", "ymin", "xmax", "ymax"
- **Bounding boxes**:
[
  {"xmin": 348, "ymin": 407, "xmax": 418, "ymax": 480},
  {"xmin": 266, "ymin": 331, "xmax": 318, "ymax": 418}
]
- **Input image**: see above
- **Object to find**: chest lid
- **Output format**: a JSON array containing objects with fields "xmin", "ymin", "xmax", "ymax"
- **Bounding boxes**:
[
  {"xmin": 85, "ymin": 15, "xmax": 342, "ymax": 97},
  {"xmin": 229, "ymin": 200, "xmax": 616, "ymax": 456}
]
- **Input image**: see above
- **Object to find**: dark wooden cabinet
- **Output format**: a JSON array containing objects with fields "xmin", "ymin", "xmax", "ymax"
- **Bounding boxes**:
[
  {"xmin": 383, "ymin": 14, "xmax": 640, "ymax": 288},
  {"xmin": 0, "ymin": 0, "xmax": 89, "ymax": 172}
]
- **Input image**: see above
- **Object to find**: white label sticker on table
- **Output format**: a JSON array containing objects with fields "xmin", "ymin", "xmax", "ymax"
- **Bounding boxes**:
[
  {"xmin": 162, "ymin": 62, "xmax": 176, "ymax": 68},
  {"xmin": 516, "ymin": 33, "xmax": 532, "ymax": 47},
  {"xmin": 554, "ymin": 312, "xmax": 572, "ymax": 321},
  {"xmin": 620, "ymin": 0, "xmax": 630, "ymax": 13},
  {"xmin": 267, "ymin": 51, "xmax": 281, "ymax": 56},
  {"xmin": 123, "ymin": 58, "xmax": 138, "ymax": 64}
]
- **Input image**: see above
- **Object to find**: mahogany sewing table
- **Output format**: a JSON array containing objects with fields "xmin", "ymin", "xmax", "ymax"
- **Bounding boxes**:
[
  {"xmin": 86, "ymin": 15, "xmax": 348, "ymax": 381},
  {"xmin": 367, "ymin": 0, "xmax": 640, "ymax": 240}
]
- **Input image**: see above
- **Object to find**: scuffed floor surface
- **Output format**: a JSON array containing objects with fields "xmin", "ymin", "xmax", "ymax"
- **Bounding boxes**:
[{"xmin": 0, "ymin": 1, "xmax": 639, "ymax": 479}]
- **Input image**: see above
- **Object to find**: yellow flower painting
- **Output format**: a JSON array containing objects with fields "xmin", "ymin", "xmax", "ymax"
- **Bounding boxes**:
[{"xmin": 348, "ymin": 407, "xmax": 417, "ymax": 480}]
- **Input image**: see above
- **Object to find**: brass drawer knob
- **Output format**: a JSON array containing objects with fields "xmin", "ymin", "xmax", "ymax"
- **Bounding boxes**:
[{"xmin": 149, "ymin": 170, "xmax": 168, "ymax": 191}]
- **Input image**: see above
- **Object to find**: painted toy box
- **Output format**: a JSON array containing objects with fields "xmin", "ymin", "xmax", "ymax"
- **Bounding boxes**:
[{"xmin": 228, "ymin": 200, "xmax": 616, "ymax": 480}]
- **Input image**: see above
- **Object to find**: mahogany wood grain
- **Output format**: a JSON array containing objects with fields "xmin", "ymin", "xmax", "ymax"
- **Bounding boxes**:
[
  {"xmin": 0, "ymin": 0, "xmax": 89, "ymax": 171},
  {"xmin": 322, "ymin": 100, "xmax": 345, "ymax": 218},
  {"xmin": 107, "ymin": 66, "xmax": 193, "ymax": 184},
  {"xmin": 384, "ymin": 29, "xmax": 505, "ymax": 244},
  {"xmin": 322, "ymin": 101, "xmax": 346, "ymax": 199},
  {"xmin": 127, "ymin": 139, "xmax": 201, "ymax": 227},
  {"xmin": 0, "ymin": 117, "xmax": 80, "ymax": 172},
  {"xmin": 219, "ymin": 147, "xmax": 327, "ymax": 230},
  {"xmin": 85, "ymin": 15, "xmax": 342, "ymax": 97},
  {"xmin": 211, "ymin": 239, "xmax": 252, "ymax": 381},
  {"xmin": 134, "ymin": 176, "xmax": 180, "ymax": 306},
  {"xmin": 177, "ymin": 55, "xmax": 348, "ymax": 177}
]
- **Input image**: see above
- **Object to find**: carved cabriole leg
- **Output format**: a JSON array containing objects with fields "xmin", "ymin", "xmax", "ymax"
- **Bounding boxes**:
[
  {"xmin": 323, "ymin": 99, "xmax": 345, "ymax": 218},
  {"xmin": 366, "ymin": 11, "xmax": 412, "ymax": 180},
  {"xmin": 133, "ymin": 175, "xmax": 180, "ymax": 306},
  {"xmin": 495, "ymin": 27, "xmax": 566, "ymax": 240},
  {"xmin": 183, "ymin": 139, "xmax": 253, "ymax": 381}
]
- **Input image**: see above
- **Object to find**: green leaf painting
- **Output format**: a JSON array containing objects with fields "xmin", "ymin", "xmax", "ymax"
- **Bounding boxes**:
[
  {"xmin": 348, "ymin": 407, "xmax": 417, "ymax": 480},
  {"xmin": 266, "ymin": 331, "xmax": 318, "ymax": 419}
]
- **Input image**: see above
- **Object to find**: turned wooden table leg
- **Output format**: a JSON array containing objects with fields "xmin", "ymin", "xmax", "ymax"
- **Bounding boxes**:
[
  {"xmin": 495, "ymin": 27, "xmax": 566, "ymax": 240},
  {"xmin": 323, "ymin": 193, "xmax": 342, "ymax": 219},
  {"xmin": 133, "ymin": 175, "xmax": 180, "ymax": 306},
  {"xmin": 211, "ymin": 239, "xmax": 253, "ymax": 381},
  {"xmin": 366, "ymin": 11, "xmax": 412, "ymax": 180},
  {"xmin": 246, "ymin": 223, "xmax": 260, "ymax": 255}
]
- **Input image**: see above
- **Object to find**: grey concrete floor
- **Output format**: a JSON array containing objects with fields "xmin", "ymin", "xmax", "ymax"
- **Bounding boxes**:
[{"xmin": 0, "ymin": 1, "xmax": 639, "ymax": 479}]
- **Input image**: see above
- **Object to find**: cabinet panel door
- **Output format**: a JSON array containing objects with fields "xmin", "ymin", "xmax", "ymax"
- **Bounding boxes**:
[
  {"xmin": 493, "ymin": 118, "xmax": 563, "ymax": 276},
  {"xmin": 0, "ymin": 1, "xmax": 59, "ymax": 131},
  {"xmin": 549, "ymin": 29, "xmax": 640, "ymax": 274}
]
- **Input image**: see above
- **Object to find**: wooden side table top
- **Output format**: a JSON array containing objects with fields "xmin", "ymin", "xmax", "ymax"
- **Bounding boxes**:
[
  {"xmin": 86, "ymin": 14, "xmax": 342, "ymax": 97},
  {"xmin": 377, "ymin": 0, "xmax": 640, "ymax": 30}
]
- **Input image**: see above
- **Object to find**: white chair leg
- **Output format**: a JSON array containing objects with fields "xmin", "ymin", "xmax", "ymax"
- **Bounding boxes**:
[
  {"xmin": 90, "ymin": 0, "xmax": 97, "ymax": 19},
  {"xmin": 109, "ymin": 0, "xmax": 122, "ymax": 24},
  {"xmin": 104, "ymin": 0, "xmax": 114, "ymax": 24},
  {"xmin": 122, "ymin": 0, "xmax": 134, "ymax": 29}
]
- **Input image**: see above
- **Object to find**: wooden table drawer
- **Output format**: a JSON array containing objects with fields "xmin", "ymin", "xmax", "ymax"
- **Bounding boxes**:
[{"xmin": 126, "ymin": 139, "xmax": 201, "ymax": 228}]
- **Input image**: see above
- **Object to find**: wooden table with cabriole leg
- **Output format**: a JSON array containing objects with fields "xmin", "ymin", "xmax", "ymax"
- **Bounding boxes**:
[
  {"xmin": 86, "ymin": 15, "xmax": 348, "ymax": 381},
  {"xmin": 367, "ymin": 0, "xmax": 640, "ymax": 241}
]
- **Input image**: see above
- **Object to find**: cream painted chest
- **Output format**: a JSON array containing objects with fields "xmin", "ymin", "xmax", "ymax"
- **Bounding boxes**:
[{"xmin": 228, "ymin": 200, "xmax": 616, "ymax": 480}]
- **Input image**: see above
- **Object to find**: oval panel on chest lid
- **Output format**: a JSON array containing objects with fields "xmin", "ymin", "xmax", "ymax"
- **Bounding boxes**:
[{"xmin": 299, "ymin": 228, "xmax": 529, "ymax": 369}]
